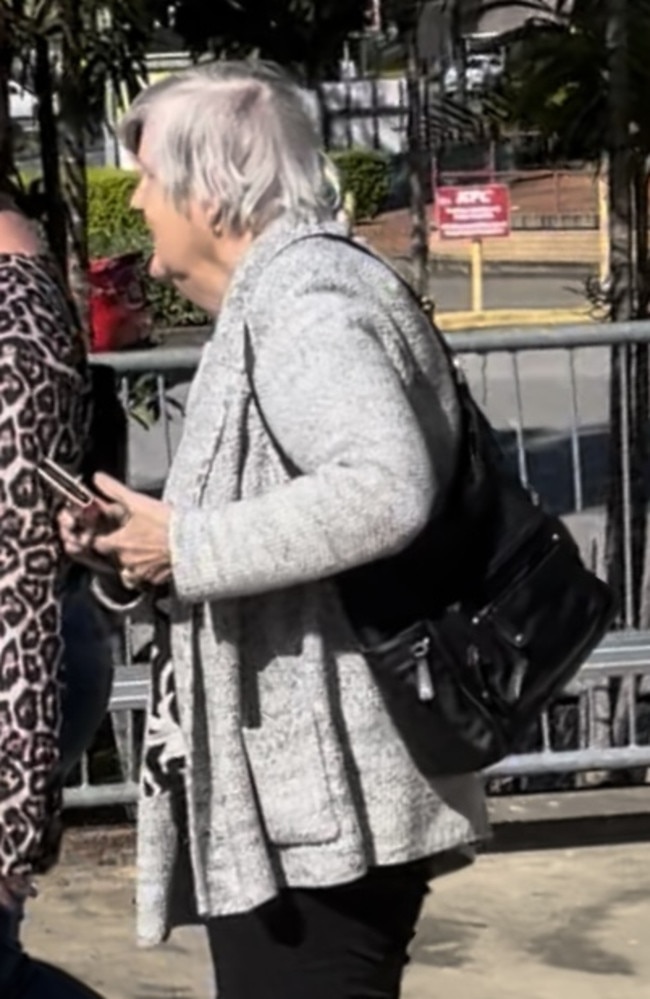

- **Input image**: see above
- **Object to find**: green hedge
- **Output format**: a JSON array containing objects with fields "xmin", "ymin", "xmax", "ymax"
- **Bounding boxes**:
[
  {"xmin": 330, "ymin": 149, "xmax": 390, "ymax": 221},
  {"xmin": 87, "ymin": 168, "xmax": 207, "ymax": 329},
  {"xmin": 87, "ymin": 168, "xmax": 143, "ymax": 252}
]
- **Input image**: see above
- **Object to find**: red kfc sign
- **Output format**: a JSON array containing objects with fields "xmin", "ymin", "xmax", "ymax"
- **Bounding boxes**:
[{"xmin": 435, "ymin": 184, "xmax": 511, "ymax": 239}]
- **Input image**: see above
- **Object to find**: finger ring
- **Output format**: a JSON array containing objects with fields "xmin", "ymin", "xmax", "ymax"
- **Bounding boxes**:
[{"xmin": 120, "ymin": 568, "xmax": 139, "ymax": 591}]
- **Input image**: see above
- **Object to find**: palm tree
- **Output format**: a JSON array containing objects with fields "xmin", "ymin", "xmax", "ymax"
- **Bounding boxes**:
[{"xmin": 7, "ymin": 0, "xmax": 153, "ymax": 321}]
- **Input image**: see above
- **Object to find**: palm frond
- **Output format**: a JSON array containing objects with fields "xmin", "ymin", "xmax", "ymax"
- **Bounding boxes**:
[{"xmin": 480, "ymin": 0, "xmax": 650, "ymax": 160}]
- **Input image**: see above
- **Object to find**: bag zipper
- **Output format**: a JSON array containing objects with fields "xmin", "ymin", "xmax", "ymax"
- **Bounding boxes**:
[
  {"xmin": 482, "ymin": 529, "xmax": 561, "ymax": 619},
  {"xmin": 412, "ymin": 636, "xmax": 435, "ymax": 701}
]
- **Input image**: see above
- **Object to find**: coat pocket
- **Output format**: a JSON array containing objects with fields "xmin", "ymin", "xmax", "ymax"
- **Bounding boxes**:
[{"xmin": 242, "ymin": 710, "xmax": 341, "ymax": 846}]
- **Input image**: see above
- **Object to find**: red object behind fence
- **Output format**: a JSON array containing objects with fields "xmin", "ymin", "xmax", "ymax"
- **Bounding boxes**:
[{"xmin": 89, "ymin": 252, "xmax": 151, "ymax": 352}]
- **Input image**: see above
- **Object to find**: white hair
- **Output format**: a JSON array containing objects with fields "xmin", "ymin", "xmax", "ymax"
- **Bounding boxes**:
[{"xmin": 119, "ymin": 61, "xmax": 340, "ymax": 234}]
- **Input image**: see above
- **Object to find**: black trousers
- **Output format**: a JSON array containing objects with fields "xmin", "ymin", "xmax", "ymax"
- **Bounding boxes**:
[
  {"xmin": 207, "ymin": 862, "xmax": 430, "ymax": 999},
  {"xmin": 0, "ymin": 941, "xmax": 105, "ymax": 999}
]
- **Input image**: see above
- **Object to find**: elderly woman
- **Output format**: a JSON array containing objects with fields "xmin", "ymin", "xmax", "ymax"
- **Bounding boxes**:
[{"xmin": 60, "ymin": 61, "xmax": 488, "ymax": 999}]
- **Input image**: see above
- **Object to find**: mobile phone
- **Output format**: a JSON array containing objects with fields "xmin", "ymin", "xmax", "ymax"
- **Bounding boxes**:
[{"xmin": 37, "ymin": 458, "xmax": 104, "ymax": 526}]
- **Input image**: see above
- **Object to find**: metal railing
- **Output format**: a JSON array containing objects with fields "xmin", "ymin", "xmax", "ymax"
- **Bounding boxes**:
[{"xmin": 63, "ymin": 320, "xmax": 650, "ymax": 807}]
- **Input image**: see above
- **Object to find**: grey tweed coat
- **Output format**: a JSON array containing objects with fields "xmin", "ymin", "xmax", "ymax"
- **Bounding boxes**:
[{"xmin": 136, "ymin": 217, "xmax": 488, "ymax": 947}]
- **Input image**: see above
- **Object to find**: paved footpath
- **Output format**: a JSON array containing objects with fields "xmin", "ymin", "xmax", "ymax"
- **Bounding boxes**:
[{"xmin": 20, "ymin": 836, "xmax": 650, "ymax": 999}]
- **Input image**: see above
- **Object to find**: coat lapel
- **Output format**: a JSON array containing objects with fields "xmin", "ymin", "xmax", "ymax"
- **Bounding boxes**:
[{"xmin": 164, "ymin": 219, "xmax": 347, "ymax": 507}]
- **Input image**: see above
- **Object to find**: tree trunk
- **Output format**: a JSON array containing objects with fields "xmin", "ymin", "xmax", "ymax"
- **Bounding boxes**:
[
  {"xmin": 452, "ymin": 0, "xmax": 468, "ymax": 108},
  {"xmin": 629, "ymin": 155, "xmax": 650, "ymax": 616},
  {"xmin": 634, "ymin": 156, "xmax": 650, "ymax": 316},
  {"xmin": 610, "ymin": 156, "xmax": 650, "ymax": 766},
  {"xmin": 595, "ymin": 0, "xmax": 648, "ymax": 783},
  {"xmin": 406, "ymin": 26, "xmax": 429, "ymax": 298},
  {"xmin": 605, "ymin": 0, "xmax": 637, "ymax": 627},
  {"xmin": 59, "ymin": 0, "xmax": 90, "ymax": 340},
  {"xmin": 0, "ymin": 3, "xmax": 13, "ymax": 186},
  {"xmin": 313, "ymin": 80, "xmax": 332, "ymax": 151},
  {"xmin": 35, "ymin": 36, "xmax": 67, "ymax": 276}
]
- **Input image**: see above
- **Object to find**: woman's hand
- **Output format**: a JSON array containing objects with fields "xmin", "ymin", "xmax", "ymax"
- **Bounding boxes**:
[
  {"xmin": 0, "ymin": 874, "xmax": 36, "ymax": 914},
  {"xmin": 57, "ymin": 497, "xmax": 124, "ymax": 577},
  {"xmin": 91, "ymin": 473, "xmax": 173, "ymax": 588}
]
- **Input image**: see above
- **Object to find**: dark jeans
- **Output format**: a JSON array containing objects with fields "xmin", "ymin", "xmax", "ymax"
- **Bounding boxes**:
[
  {"xmin": 0, "ymin": 576, "xmax": 114, "ymax": 996},
  {"xmin": 0, "ymin": 947, "xmax": 106, "ymax": 999},
  {"xmin": 207, "ymin": 861, "xmax": 430, "ymax": 999},
  {"xmin": 58, "ymin": 575, "xmax": 114, "ymax": 779}
]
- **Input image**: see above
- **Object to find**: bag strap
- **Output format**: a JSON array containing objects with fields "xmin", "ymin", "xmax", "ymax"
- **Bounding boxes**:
[{"xmin": 242, "ymin": 230, "xmax": 473, "ymax": 472}]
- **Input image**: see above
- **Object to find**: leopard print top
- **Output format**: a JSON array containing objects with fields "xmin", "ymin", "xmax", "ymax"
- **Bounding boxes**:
[{"xmin": 0, "ymin": 253, "xmax": 89, "ymax": 877}]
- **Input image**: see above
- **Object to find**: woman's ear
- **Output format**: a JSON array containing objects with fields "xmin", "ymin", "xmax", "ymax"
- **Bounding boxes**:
[
  {"xmin": 190, "ymin": 199, "xmax": 224, "ymax": 239},
  {"xmin": 209, "ymin": 206, "xmax": 224, "ymax": 237}
]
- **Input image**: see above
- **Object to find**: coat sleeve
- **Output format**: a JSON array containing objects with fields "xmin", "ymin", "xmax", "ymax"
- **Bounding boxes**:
[
  {"xmin": 169, "ymin": 244, "xmax": 442, "ymax": 604},
  {"xmin": 0, "ymin": 343, "xmax": 67, "ymax": 877}
]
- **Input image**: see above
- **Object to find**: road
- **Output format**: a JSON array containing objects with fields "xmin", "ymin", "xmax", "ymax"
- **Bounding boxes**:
[{"xmin": 423, "ymin": 271, "xmax": 591, "ymax": 313}]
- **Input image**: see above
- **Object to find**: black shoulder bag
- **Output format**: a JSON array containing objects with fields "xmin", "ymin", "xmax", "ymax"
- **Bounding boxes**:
[
  {"xmin": 334, "ymin": 350, "xmax": 615, "ymax": 774},
  {"xmin": 245, "ymin": 247, "xmax": 616, "ymax": 777}
]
